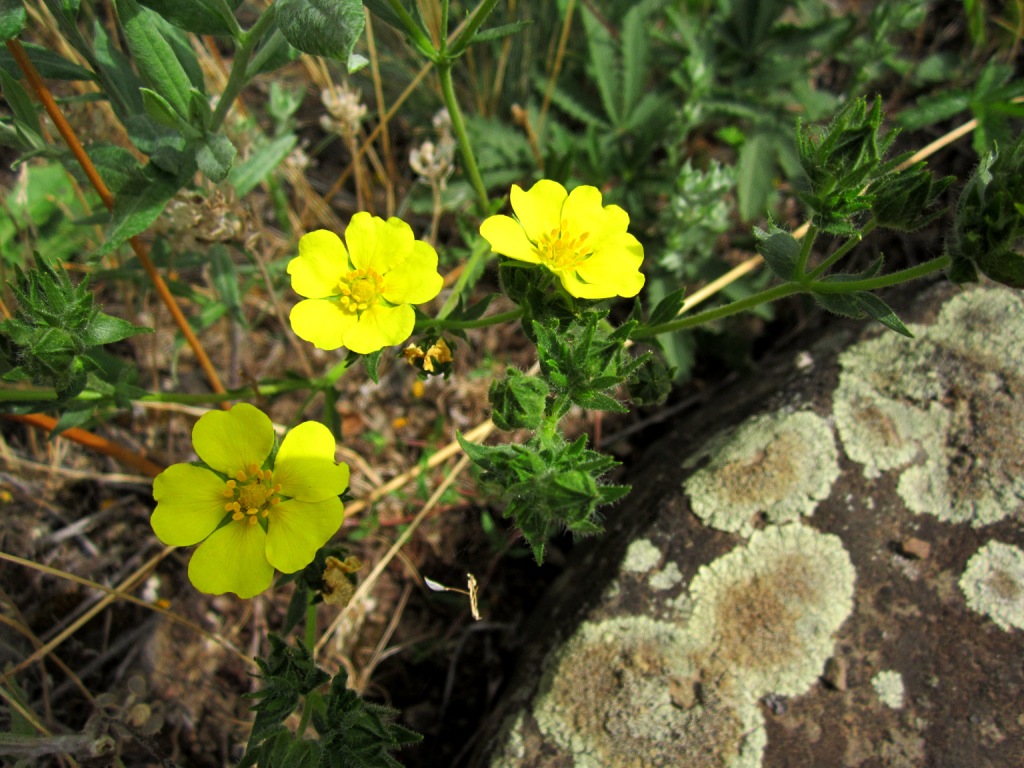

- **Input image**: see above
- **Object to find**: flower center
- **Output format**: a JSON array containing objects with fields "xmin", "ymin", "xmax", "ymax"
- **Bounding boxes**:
[
  {"xmin": 222, "ymin": 463, "xmax": 282, "ymax": 526},
  {"xmin": 536, "ymin": 219, "xmax": 591, "ymax": 272},
  {"xmin": 337, "ymin": 268, "xmax": 385, "ymax": 314}
]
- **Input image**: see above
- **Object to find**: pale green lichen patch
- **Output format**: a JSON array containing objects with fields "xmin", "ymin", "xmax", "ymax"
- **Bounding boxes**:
[
  {"xmin": 622, "ymin": 538, "xmax": 662, "ymax": 573},
  {"xmin": 684, "ymin": 524, "xmax": 856, "ymax": 698},
  {"xmin": 871, "ymin": 670, "xmax": 906, "ymax": 709},
  {"xmin": 532, "ymin": 616, "xmax": 765, "ymax": 768},
  {"xmin": 832, "ymin": 375, "xmax": 948, "ymax": 479},
  {"xmin": 650, "ymin": 561, "xmax": 684, "ymax": 591},
  {"xmin": 959, "ymin": 540, "xmax": 1024, "ymax": 632},
  {"xmin": 833, "ymin": 287, "xmax": 1024, "ymax": 526},
  {"xmin": 683, "ymin": 411, "xmax": 840, "ymax": 535}
]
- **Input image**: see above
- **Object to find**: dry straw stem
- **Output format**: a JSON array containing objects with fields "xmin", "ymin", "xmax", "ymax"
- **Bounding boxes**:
[
  {"xmin": 4, "ymin": 40, "xmax": 227, "ymax": 400},
  {"xmin": 316, "ymin": 453, "xmax": 473, "ymax": 656},
  {"xmin": 311, "ymin": 0, "xmax": 487, "ymax": 224},
  {"xmin": 3, "ymin": 413, "xmax": 164, "ymax": 478},
  {"xmin": 0, "ymin": 549, "xmax": 254, "ymax": 682},
  {"xmin": 676, "ymin": 105, "xmax": 1013, "ymax": 318}
]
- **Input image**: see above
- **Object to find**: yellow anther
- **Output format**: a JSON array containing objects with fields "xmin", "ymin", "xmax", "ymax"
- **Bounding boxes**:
[
  {"xmin": 235, "ymin": 469, "xmax": 248, "ymax": 482},
  {"xmin": 248, "ymin": 516, "xmax": 258, "ymax": 525},
  {"xmin": 232, "ymin": 511, "xmax": 244, "ymax": 521}
]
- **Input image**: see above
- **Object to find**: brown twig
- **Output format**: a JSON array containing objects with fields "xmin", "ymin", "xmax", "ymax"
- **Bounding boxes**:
[{"xmin": 5, "ymin": 39, "xmax": 227, "ymax": 400}]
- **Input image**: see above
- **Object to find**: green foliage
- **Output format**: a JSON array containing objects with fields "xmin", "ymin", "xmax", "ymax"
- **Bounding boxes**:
[
  {"xmin": 489, "ymin": 367, "xmax": 549, "ymax": 431},
  {"xmin": 0, "ymin": 0, "xmax": 26, "ymax": 41},
  {"xmin": 796, "ymin": 97, "xmax": 954, "ymax": 236},
  {"xmin": 948, "ymin": 135, "xmax": 1024, "ymax": 288},
  {"xmin": 0, "ymin": 260, "xmax": 150, "ymax": 402},
  {"xmin": 534, "ymin": 312, "xmax": 645, "ymax": 416},
  {"xmin": 277, "ymin": 0, "xmax": 368, "ymax": 71},
  {"xmin": 459, "ymin": 430, "xmax": 629, "ymax": 563},
  {"xmin": 239, "ymin": 636, "xmax": 420, "ymax": 768}
]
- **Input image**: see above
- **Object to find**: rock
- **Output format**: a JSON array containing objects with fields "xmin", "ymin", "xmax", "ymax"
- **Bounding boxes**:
[
  {"xmin": 899, "ymin": 537, "xmax": 932, "ymax": 560},
  {"xmin": 469, "ymin": 285, "xmax": 1024, "ymax": 768}
]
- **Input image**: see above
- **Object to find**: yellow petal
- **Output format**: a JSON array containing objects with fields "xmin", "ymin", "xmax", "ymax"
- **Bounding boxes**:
[
  {"xmin": 290, "ymin": 298, "xmax": 358, "ymax": 350},
  {"xmin": 511, "ymin": 180, "xmax": 566, "ymax": 240},
  {"xmin": 275, "ymin": 421, "xmax": 350, "ymax": 502},
  {"xmin": 289, "ymin": 230, "xmax": 349, "ymax": 298},
  {"xmin": 560, "ymin": 185, "xmax": 607, "ymax": 241},
  {"xmin": 479, "ymin": 215, "xmax": 541, "ymax": 263},
  {"xmin": 381, "ymin": 240, "xmax": 444, "ymax": 305},
  {"xmin": 193, "ymin": 403, "xmax": 274, "ymax": 476},
  {"xmin": 151, "ymin": 464, "xmax": 228, "ymax": 545},
  {"xmin": 346, "ymin": 213, "xmax": 414, "ymax": 275},
  {"xmin": 343, "ymin": 303, "xmax": 414, "ymax": 353},
  {"xmin": 187, "ymin": 520, "xmax": 274, "ymax": 598},
  {"xmin": 265, "ymin": 497, "xmax": 345, "ymax": 574},
  {"xmin": 558, "ymin": 270, "xmax": 618, "ymax": 300}
]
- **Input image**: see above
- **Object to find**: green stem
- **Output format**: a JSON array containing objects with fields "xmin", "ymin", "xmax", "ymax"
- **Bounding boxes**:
[
  {"xmin": 295, "ymin": 599, "xmax": 318, "ymax": 737},
  {"xmin": 386, "ymin": 0, "xmax": 437, "ymax": 57},
  {"xmin": 794, "ymin": 224, "xmax": 817, "ymax": 278},
  {"xmin": 634, "ymin": 282, "xmax": 804, "ymax": 339},
  {"xmin": 806, "ymin": 219, "xmax": 878, "ymax": 281},
  {"xmin": 437, "ymin": 240, "xmax": 492, "ymax": 319},
  {"xmin": 448, "ymin": 0, "xmax": 501, "ymax": 55},
  {"xmin": 436, "ymin": 62, "xmax": 490, "ymax": 216},
  {"xmin": 423, "ymin": 307, "xmax": 524, "ymax": 331},
  {"xmin": 210, "ymin": 6, "xmax": 278, "ymax": 131},
  {"xmin": 810, "ymin": 254, "xmax": 950, "ymax": 293}
]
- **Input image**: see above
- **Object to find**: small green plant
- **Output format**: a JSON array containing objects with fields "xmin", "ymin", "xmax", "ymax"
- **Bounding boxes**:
[{"xmin": 0, "ymin": 0, "xmax": 1020, "ymax": 765}]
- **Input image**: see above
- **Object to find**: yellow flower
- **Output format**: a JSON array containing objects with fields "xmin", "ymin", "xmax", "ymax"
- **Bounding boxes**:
[
  {"xmin": 150, "ymin": 403, "xmax": 349, "ymax": 598},
  {"xmin": 288, "ymin": 213, "xmax": 444, "ymax": 354},
  {"xmin": 479, "ymin": 180, "xmax": 645, "ymax": 299}
]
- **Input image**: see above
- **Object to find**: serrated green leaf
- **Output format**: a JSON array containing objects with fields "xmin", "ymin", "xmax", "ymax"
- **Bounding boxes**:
[
  {"xmin": 757, "ymin": 230, "xmax": 801, "ymax": 281},
  {"xmin": 82, "ymin": 313, "xmax": 148, "ymax": 346},
  {"xmin": 854, "ymin": 292, "xmax": 912, "ymax": 337},
  {"xmin": 362, "ymin": 348, "xmax": 383, "ymax": 384},
  {"xmin": 276, "ymin": 0, "xmax": 366, "ymax": 69}
]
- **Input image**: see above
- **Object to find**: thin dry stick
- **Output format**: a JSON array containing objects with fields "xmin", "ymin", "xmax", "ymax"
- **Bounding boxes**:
[
  {"xmin": 538, "ymin": 0, "xmax": 576, "ymax": 136},
  {"xmin": 0, "ymin": 551, "xmax": 252, "ymax": 668},
  {"xmin": 2, "ymin": 413, "xmax": 164, "ymax": 477},
  {"xmin": 316, "ymin": 453, "xmax": 472, "ymax": 656},
  {"xmin": 0, "ymin": 547, "xmax": 231, "ymax": 684},
  {"xmin": 312, "ymin": 3, "xmax": 484, "ymax": 225},
  {"xmin": 5, "ymin": 39, "xmax": 227, "ymax": 399},
  {"xmin": 364, "ymin": 12, "xmax": 396, "ymax": 217}
]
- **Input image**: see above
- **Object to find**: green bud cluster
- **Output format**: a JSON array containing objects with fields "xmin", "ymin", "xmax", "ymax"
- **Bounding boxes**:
[
  {"xmin": 0, "ymin": 260, "xmax": 148, "ymax": 400},
  {"xmin": 797, "ymin": 97, "xmax": 952, "ymax": 235},
  {"xmin": 458, "ymin": 431, "xmax": 629, "ymax": 563},
  {"xmin": 948, "ymin": 135, "xmax": 1024, "ymax": 288}
]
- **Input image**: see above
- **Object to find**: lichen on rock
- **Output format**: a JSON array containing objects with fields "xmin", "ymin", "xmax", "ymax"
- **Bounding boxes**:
[
  {"xmin": 684, "ymin": 524, "xmax": 856, "ymax": 698},
  {"xmin": 683, "ymin": 411, "xmax": 840, "ymax": 535},
  {"xmin": 959, "ymin": 540, "xmax": 1024, "ymax": 632},
  {"xmin": 833, "ymin": 287, "xmax": 1024, "ymax": 526},
  {"xmin": 531, "ymin": 616, "xmax": 765, "ymax": 768},
  {"xmin": 871, "ymin": 669, "xmax": 906, "ymax": 709}
]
